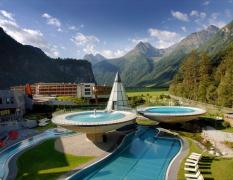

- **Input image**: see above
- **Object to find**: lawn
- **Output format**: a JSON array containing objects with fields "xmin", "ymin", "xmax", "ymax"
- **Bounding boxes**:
[
  {"xmin": 35, "ymin": 122, "xmax": 57, "ymax": 132},
  {"xmin": 136, "ymin": 118, "xmax": 158, "ymax": 126},
  {"xmin": 177, "ymin": 137, "xmax": 233, "ymax": 180},
  {"xmin": 126, "ymin": 89, "xmax": 168, "ymax": 97},
  {"xmin": 16, "ymin": 139, "xmax": 94, "ymax": 180},
  {"xmin": 222, "ymin": 127, "xmax": 233, "ymax": 133}
]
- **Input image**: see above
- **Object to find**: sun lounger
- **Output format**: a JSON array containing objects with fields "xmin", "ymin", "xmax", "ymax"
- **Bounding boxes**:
[
  {"xmin": 185, "ymin": 162, "xmax": 198, "ymax": 167},
  {"xmin": 191, "ymin": 152, "xmax": 201, "ymax": 156},
  {"xmin": 186, "ymin": 158, "xmax": 199, "ymax": 164},
  {"xmin": 184, "ymin": 165, "xmax": 199, "ymax": 172},
  {"xmin": 185, "ymin": 170, "xmax": 201, "ymax": 178},
  {"xmin": 186, "ymin": 174, "xmax": 204, "ymax": 180},
  {"xmin": 188, "ymin": 155, "xmax": 201, "ymax": 161}
]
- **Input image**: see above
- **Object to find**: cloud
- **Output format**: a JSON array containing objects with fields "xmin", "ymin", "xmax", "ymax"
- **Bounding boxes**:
[
  {"xmin": 203, "ymin": 1, "xmax": 210, "ymax": 5},
  {"xmin": 130, "ymin": 37, "xmax": 149, "ymax": 44},
  {"xmin": 83, "ymin": 44, "xmax": 96, "ymax": 54},
  {"xmin": 0, "ymin": 10, "xmax": 14, "ymax": 21},
  {"xmin": 42, "ymin": 13, "xmax": 62, "ymax": 31},
  {"xmin": 0, "ymin": 10, "xmax": 59, "ymax": 57},
  {"xmin": 190, "ymin": 10, "xmax": 206, "ymax": 19},
  {"xmin": 71, "ymin": 32, "xmax": 99, "ymax": 54},
  {"xmin": 100, "ymin": 49, "xmax": 126, "ymax": 58},
  {"xmin": 181, "ymin": 26, "xmax": 187, "ymax": 32},
  {"xmin": 68, "ymin": 24, "xmax": 84, "ymax": 31},
  {"xmin": 148, "ymin": 28, "xmax": 182, "ymax": 48},
  {"xmin": 71, "ymin": 32, "xmax": 99, "ymax": 46},
  {"xmin": 171, "ymin": 11, "xmax": 189, "ymax": 22},
  {"xmin": 207, "ymin": 13, "xmax": 226, "ymax": 28}
]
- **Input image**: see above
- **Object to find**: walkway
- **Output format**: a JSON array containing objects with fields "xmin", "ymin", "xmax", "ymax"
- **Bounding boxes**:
[{"xmin": 202, "ymin": 126, "xmax": 233, "ymax": 157}]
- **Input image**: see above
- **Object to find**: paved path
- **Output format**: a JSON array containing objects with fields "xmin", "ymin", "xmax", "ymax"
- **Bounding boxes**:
[{"xmin": 202, "ymin": 126, "xmax": 233, "ymax": 157}]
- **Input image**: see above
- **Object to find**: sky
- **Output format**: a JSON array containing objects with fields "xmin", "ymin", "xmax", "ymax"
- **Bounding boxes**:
[{"xmin": 0, "ymin": 0, "xmax": 232, "ymax": 59}]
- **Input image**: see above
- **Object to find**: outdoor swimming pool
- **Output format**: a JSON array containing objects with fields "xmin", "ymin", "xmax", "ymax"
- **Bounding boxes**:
[
  {"xmin": 66, "ymin": 111, "xmax": 125, "ymax": 123},
  {"xmin": 70, "ymin": 126, "xmax": 181, "ymax": 180},
  {"xmin": 138, "ymin": 106, "xmax": 206, "ymax": 123},
  {"xmin": 0, "ymin": 129, "xmax": 71, "ymax": 180},
  {"xmin": 145, "ymin": 107, "xmax": 195, "ymax": 114}
]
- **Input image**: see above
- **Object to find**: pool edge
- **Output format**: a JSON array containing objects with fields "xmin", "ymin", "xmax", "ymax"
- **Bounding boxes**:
[{"xmin": 165, "ymin": 136, "xmax": 189, "ymax": 180}]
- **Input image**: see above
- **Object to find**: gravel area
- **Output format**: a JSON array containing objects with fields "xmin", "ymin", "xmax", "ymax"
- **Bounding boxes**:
[{"xmin": 202, "ymin": 126, "xmax": 233, "ymax": 157}]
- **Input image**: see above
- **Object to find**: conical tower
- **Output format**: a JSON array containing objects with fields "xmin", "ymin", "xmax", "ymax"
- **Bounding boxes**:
[{"xmin": 106, "ymin": 72, "xmax": 130, "ymax": 111}]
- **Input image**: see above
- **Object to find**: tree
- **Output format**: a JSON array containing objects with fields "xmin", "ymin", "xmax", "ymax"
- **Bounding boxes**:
[
  {"xmin": 216, "ymin": 46, "xmax": 233, "ymax": 107},
  {"xmin": 198, "ymin": 53, "xmax": 212, "ymax": 102}
]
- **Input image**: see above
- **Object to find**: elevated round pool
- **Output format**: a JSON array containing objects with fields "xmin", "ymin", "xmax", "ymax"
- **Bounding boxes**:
[
  {"xmin": 138, "ymin": 106, "xmax": 206, "ymax": 123},
  {"xmin": 52, "ymin": 110, "xmax": 136, "ymax": 142}
]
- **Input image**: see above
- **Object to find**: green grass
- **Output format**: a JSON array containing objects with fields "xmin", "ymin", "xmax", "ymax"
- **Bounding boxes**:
[
  {"xmin": 16, "ymin": 139, "xmax": 94, "ymax": 180},
  {"xmin": 24, "ymin": 113, "xmax": 49, "ymax": 120},
  {"xmin": 177, "ymin": 137, "xmax": 233, "ymax": 180},
  {"xmin": 224, "ymin": 141, "xmax": 233, "ymax": 149},
  {"xmin": 211, "ymin": 158, "xmax": 233, "ymax": 179},
  {"xmin": 35, "ymin": 122, "xmax": 57, "ymax": 132},
  {"xmin": 222, "ymin": 127, "xmax": 233, "ymax": 133},
  {"xmin": 136, "ymin": 118, "xmax": 158, "ymax": 126},
  {"xmin": 126, "ymin": 90, "xmax": 168, "ymax": 97},
  {"xmin": 177, "ymin": 138, "xmax": 203, "ymax": 180},
  {"xmin": 56, "ymin": 96, "xmax": 87, "ymax": 105}
]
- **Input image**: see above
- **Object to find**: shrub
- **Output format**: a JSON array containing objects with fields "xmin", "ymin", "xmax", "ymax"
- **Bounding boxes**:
[{"xmin": 222, "ymin": 121, "xmax": 230, "ymax": 128}]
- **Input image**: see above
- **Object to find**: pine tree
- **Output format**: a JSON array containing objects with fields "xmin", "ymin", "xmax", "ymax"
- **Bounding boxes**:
[
  {"xmin": 198, "ymin": 53, "xmax": 212, "ymax": 102},
  {"xmin": 216, "ymin": 45, "xmax": 233, "ymax": 107}
]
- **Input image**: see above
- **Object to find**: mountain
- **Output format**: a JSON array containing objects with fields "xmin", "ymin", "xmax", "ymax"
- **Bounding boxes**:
[
  {"xmin": 0, "ymin": 27, "xmax": 95, "ymax": 89},
  {"xmin": 93, "ymin": 25, "xmax": 219, "ymax": 87},
  {"xmin": 93, "ymin": 42, "xmax": 157, "ymax": 86},
  {"xmin": 136, "ymin": 25, "xmax": 220, "ymax": 87},
  {"xmin": 83, "ymin": 53, "xmax": 107, "ymax": 65},
  {"xmin": 169, "ymin": 21, "xmax": 233, "ymax": 107},
  {"xmin": 200, "ymin": 21, "xmax": 233, "ymax": 57},
  {"xmin": 126, "ymin": 41, "xmax": 165, "ymax": 58}
]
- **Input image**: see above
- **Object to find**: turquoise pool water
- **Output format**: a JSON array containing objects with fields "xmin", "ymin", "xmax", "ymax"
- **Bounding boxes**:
[
  {"xmin": 70, "ymin": 126, "xmax": 181, "ymax": 180},
  {"xmin": 145, "ymin": 107, "xmax": 195, "ymax": 114},
  {"xmin": 66, "ymin": 112, "xmax": 125, "ymax": 123}
]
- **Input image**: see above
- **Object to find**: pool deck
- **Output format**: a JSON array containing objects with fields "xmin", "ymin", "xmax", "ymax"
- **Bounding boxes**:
[
  {"xmin": 166, "ymin": 137, "xmax": 189, "ymax": 180},
  {"xmin": 56, "ymin": 131, "xmax": 127, "ymax": 179},
  {"xmin": 55, "ymin": 131, "xmax": 125, "ymax": 156}
]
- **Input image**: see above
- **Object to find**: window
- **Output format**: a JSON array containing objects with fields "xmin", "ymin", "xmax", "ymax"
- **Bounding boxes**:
[
  {"xmin": 85, "ymin": 92, "xmax": 91, "ymax": 95},
  {"xmin": 0, "ymin": 97, "xmax": 2, "ymax": 104},
  {"xmin": 10, "ymin": 97, "xmax": 14, "ymax": 104},
  {"xmin": 6, "ymin": 97, "xmax": 11, "ymax": 104}
]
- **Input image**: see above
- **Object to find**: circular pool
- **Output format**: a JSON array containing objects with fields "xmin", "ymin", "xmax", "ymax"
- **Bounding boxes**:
[
  {"xmin": 138, "ymin": 106, "xmax": 206, "ymax": 123},
  {"xmin": 52, "ymin": 110, "xmax": 136, "ymax": 134}
]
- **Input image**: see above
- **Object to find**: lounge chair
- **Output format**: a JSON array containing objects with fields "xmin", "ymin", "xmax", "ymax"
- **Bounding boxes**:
[
  {"xmin": 188, "ymin": 155, "xmax": 201, "ymax": 161},
  {"xmin": 186, "ymin": 174, "xmax": 204, "ymax": 180},
  {"xmin": 185, "ymin": 162, "xmax": 198, "ymax": 167},
  {"xmin": 185, "ymin": 170, "xmax": 201, "ymax": 178},
  {"xmin": 191, "ymin": 152, "xmax": 201, "ymax": 156},
  {"xmin": 186, "ymin": 158, "xmax": 199, "ymax": 164},
  {"xmin": 184, "ymin": 165, "xmax": 199, "ymax": 172}
]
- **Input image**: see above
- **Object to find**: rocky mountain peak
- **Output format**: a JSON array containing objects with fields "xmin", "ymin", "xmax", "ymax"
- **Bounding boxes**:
[{"xmin": 83, "ymin": 53, "xmax": 107, "ymax": 65}]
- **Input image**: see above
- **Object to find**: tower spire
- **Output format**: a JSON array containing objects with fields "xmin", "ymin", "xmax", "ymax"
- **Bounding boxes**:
[{"xmin": 106, "ymin": 72, "xmax": 130, "ymax": 111}]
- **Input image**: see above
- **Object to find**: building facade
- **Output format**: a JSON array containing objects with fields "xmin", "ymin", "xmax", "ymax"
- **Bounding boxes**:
[
  {"xmin": 0, "ymin": 90, "xmax": 32, "ymax": 122},
  {"xmin": 11, "ymin": 83, "xmax": 111, "ymax": 99}
]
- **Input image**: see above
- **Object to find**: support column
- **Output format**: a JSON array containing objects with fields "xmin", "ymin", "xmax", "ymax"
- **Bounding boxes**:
[{"xmin": 86, "ymin": 133, "xmax": 104, "ymax": 143}]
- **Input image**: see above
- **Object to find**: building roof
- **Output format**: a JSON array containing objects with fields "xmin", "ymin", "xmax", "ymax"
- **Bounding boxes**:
[{"xmin": 106, "ymin": 72, "xmax": 130, "ymax": 111}]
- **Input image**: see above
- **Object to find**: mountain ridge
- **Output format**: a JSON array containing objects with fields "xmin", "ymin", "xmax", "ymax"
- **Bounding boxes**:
[
  {"xmin": 0, "ymin": 27, "xmax": 95, "ymax": 89},
  {"xmin": 93, "ymin": 24, "xmax": 220, "ymax": 87}
]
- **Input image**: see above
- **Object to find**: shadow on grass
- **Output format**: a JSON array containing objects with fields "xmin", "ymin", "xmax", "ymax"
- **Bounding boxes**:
[
  {"xmin": 198, "ymin": 156, "xmax": 215, "ymax": 180},
  {"xmin": 16, "ymin": 138, "xmax": 94, "ymax": 180}
]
